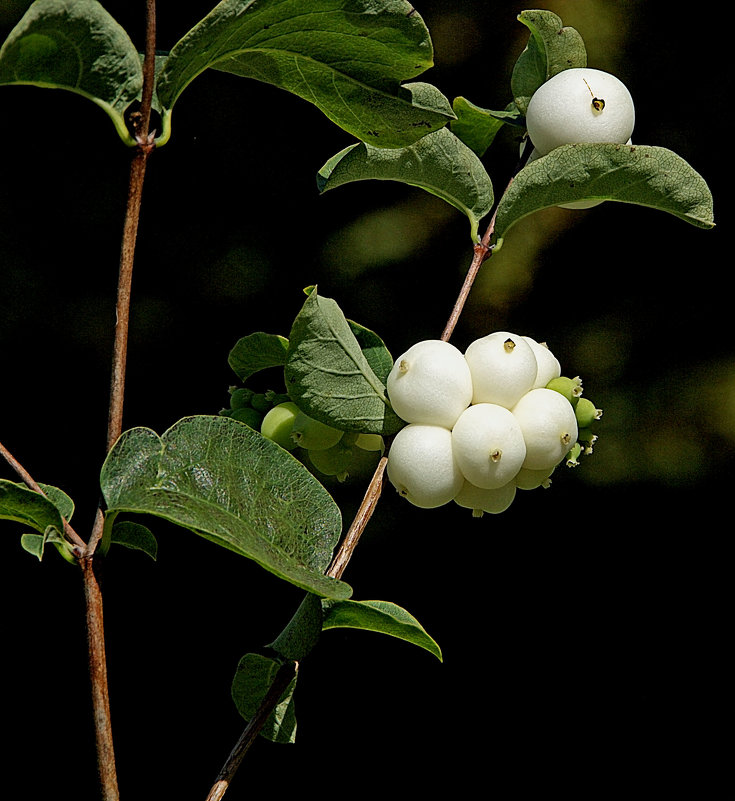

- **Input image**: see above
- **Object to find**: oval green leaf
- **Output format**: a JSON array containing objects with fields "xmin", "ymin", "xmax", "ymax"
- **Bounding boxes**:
[
  {"xmin": 231, "ymin": 653, "xmax": 297, "ymax": 744},
  {"xmin": 0, "ymin": 0, "xmax": 143, "ymax": 145},
  {"xmin": 228, "ymin": 332, "xmax": 289, "ymax": 383},
  {"xmin": 511, "ymin": 9, "xmax": 587, "ymax": 115},
  {"xmin": 322, "ymin": 599, "xmax": 442, "ymax": 661},
  {"xmin": 100, "ymin": 415, "xmax": 351, "ymax": 599},
  {"xmin": 284, "ymin": 289, "xmax": 404, "ymax": 436},
  {"xmin": 317, "ymin": 126, "xmax": 493, "ymax": 241},
  {"xmin": 450, "ymin": 96, "xmax": 522, "ymax": 157},
  {"xmin": 493, "ymin": 143, "xmax": 715, "ymax": 250},
  {"xmin": 155, "ymin": 0, "xmax": 454, "ymax": 147}
]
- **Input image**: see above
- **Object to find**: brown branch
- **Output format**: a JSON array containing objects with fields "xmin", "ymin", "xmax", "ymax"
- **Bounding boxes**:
[{"xmin": 204, "ymin": 661, "xmax": 298, "ymax": 801}]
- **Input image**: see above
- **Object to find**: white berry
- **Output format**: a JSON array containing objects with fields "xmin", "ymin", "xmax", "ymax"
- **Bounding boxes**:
[
  {"xmin": 464, "ymin": 331, "xmax": 537, "ymax": 408},
  {"xmin": 451, "ymin": 403, "xmax": 526, "ymax": 489},
  {"xmin": 523, "ymin": 336, "xmax": 562, "ymax": 389},
  {"xmin": 526, "ymin": 67, "xmax": 635, "ymax": 156},
  {"xmin": 454, "ymin": 480, "xmax": 517, "ymax": 517},
  {"xmin": 387, "ymin": 339, "xmax": 473, "ymax": 429},
  {"xmin": 386, "ymin": 424, "xmax": 463, "ymax": 509},
  {"xmin": 512, "ymin": 388, "xmax": 579, "ymax": 471}
]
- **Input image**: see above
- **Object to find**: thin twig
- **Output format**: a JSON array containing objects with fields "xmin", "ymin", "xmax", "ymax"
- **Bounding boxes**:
[{"xmin": 204, "ymin": 661, "xmax": 298, "ymax": 801}]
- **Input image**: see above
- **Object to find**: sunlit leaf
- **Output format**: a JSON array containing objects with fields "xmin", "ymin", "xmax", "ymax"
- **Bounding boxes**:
[
  {"xmin": 155, "ymin": 0, "xmax": 454, "ymax": 147},
  {"xmin": 0, "ymin": 0, "xmax": 142, "ymax": 145},
  {"xmin": 493, "ymin": 143, "xmax": 715, "ymax": 250},
  {"xmin": 322, "ymin": 599, "xmax": 442, "ymax": 661},
  {"xmin": 284, "ymin": 289, "xmax": 404, "ymax": 436},
  {"xmin": 511, "ymin": 9, "xmax": 587, "ymax": 115},
  {"xmin": 317, "ymin": 126, "xmax": 493, "ymax": 241},
  {"xmin": 100, "ymin": 415, "xmax": 351, "ymax": 599}
]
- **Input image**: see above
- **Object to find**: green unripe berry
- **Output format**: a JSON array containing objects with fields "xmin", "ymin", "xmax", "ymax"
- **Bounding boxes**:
[
  {"xmin": 260, "ymin": 401, "xmax": 300, "ymax": 450},
  {"xmin": 229, "ymin": 387, "xmax": 254, "ymax": 409},
  {"xmin": 291, "ymin": 411, "xmax": 343, "ymax": 451},
  {"xmin": 515, "ymin": 465, "xmax": 555, "ymax": 490},
  {"xmin": 546, "ymin": 375, "xmax": 583, "ymax": 407},
  {"xmin": 250, "ymin": 392, "xmax": 272, "ymax": 413},
  {"xmin": 574, "ymin": 397, "xmax": 602, "ymax": 428},
  {"xmin": 354, "ymin": 433, "xmax": 385, "ymax": 453},
  {"xmin": 230, "ymin": 406, "xmax": 263, "ymax": 429},
  {"xmin": 308, "ymin": 441, "xmax": 354, "ymax": 479}
]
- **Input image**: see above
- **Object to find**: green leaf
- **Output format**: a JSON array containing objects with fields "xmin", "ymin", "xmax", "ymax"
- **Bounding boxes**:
[
  {"xmin": 0, "ymin": 0, "xmax": 143, "ymax": 145},
  {"xmin": 317, "ymin": 126, "xmax": 493, "ymax": 241},
  {"xmin": 493, "ymin": 143, "xmax": 715, "ymax": 250},
  {"xmin": 100, "ymin": 415, "xmax": 351, "ymax": 599},
  {"xmin": 37, "ymin": 483, "xmax": 74, "ymax": 522},
  {"xmin": 348, "ymin": 320, "xmax": 394, "ymax": 386},
  {"xmin": 231, "ymin": 653, "xmax": 297, "ymax": 744},
  {"xmin": 322, "ymin": 599, "xmax": 442, "ymax": 661},
  {"xmin": 284, "ymin": 289, "xmax": 404, "ymax": 436},
  {"xmin": 155, "ymin": 0, "xmax": 454, "ymax": 147},
  {"xmin": 268, "ymin": 593, "xmax": 323, "ymax": 661},
  {"xmin": 228, "ymin": 332, "xmax": 289, "ymax": 383},
  {"xmin": 0, "ymin": 479, "xmax": 64, "ymax": 535},
  {"xmin": 511, "ymin": 9, "xmax": 587, "ymax": 115},
  {"xmin": 110, "ymin": 520, "xmax": 158, "ymax": 561},
  {"xmin": 450, "ymin": 97, "xmax": 522, "ymax": 157}
]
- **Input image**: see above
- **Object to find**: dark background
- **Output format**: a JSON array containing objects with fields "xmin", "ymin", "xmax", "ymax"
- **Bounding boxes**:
[{"xmin": 1, "ymin": 1, "xmax": 730, "ymax": 798}]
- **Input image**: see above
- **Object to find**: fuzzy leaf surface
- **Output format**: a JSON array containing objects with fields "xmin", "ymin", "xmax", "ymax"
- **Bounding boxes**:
[
  {"xmin": 450, "ymin": 96, "xmax": 522, "ymax": 157},
  {"xmin": 493, "ymin": 143, "xmax": 715, "ymax": 249},
  {"xmin": 284, "ymin": 290, "xmax": 404, "ymax": 435},
  {"xmin": 511, "ymin": 9, "xmax": 587, "ymax": 115},
  {"xmin": 0, "ymin": 0, "xmax": 142, "ymax": 145},
  {"xmin": 231, "ymin": 653, "xmax": 297, "ymax": 743},
  {"xmin": 317, "ymin": 126, "xmax": 493, "ymax": 241},
  {"xmin": 100, "ymin": 415, "xmax": 350, "ymax": 599},
  {"xmin": 322, "ymin": 599, "xmax": 442, "ymax": 661},
  {"xmin": 156, "ymin": 0, "xmax": 454, "ymax": 147}
]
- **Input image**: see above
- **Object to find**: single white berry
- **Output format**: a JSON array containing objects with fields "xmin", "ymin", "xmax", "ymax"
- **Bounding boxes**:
[
  {"xmin": 451, "ymin": 403, "xmax": 526, "ymax": 489},
  {"xmin": 526, "ymin": 67, "xmax": 635, "ymax": 156},
  {"xmin": 387, "ymin": 339, "xmax": 473, "ymax": 429},
  {"xmin": 523, "ymin": 336, "xmax": 562, "ymax": 389},
  {"xmin": 464, "ymin": 331, "xmax": 538, "ymax": 409},
  {"xmin": 454, "ymin": 479, "xmax": 517, "ymax": 517},
  {"xmin": 512, "ymin": 387, "xmax": 579, "ymax": 471},
  {"xmin": 386, "ymin": 424, "xmax": 463, "ymax": 509}
]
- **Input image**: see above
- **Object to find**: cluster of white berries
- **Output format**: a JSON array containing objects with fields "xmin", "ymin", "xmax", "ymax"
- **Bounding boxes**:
[{"xmin": 385, "ymin": 334, "xmax": 600, "ymax": 516}]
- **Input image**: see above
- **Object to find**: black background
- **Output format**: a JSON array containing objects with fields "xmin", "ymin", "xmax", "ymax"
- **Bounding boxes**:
[{"xmin": 1, "ymin": 1, "xmax": 730, "ymax": 798}]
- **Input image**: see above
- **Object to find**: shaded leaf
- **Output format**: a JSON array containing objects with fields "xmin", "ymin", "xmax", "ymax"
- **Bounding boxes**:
[
  {"xmin": 228, "ymin": 332, "xmax": 289, "ymax": 383},
  {"xmin": 284, "ymin": 289, "xmax": 404, "ymax": 436},
  {"xmin": 322, "ymin": 599, "xmax": 442, "ymax": 661},
  {"xmin": 37, "ymin": 483, "xmax": 74, "ymax": 523},
  {"xmin": 110, "ymin": 520, "xmax": 158, "ymax": 560},
  {"xmin": 0, "ymin": 479, "xmax": 64, "ymax": 535},
  {"xmin": 511, "ymin": 9, "xmax": 586, "ymax": 115},
  {"xmin": 493, "ymin": 143, "xmax": 715, "ymax": 250},
  {"xmin": 155, "ymin": 0, "xmax": 454, "ymax": 147},
  {"xmin": 450, "ymin": 96, "xmax": 522, "ymax": 157},
  {"xmin": 268, "ymin": 593, "xmax": 322, "ymax": 661},
  {"xmin": 231, "ymin": 653, "xmax": 297, "ymax": 744},
  {"xmin": 100, "ymin": 415, "xmax": 351, "ymax": 599},
  {"xmin": 317, "ymin": 126, "xmax": 493, "ymax": 241},
  {"xmin": 0, "ymin": 0, "xmax": 143, "ymax": 145}
]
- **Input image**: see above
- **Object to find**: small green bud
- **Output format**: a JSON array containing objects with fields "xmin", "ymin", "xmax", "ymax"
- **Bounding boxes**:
[
  {"xmin": 545, "ymin": 376, "xmax": 583, "ymax": 407},
  {"xmin": 566, "ymin": 442, "xmax": 583, "ymax": 467},
  {"xmin": 575, "ymin": 397, "xmax": 602, "ymax": 428},
  {"xmin": 250, "ymin": 392, "xmax": 272, "ymax": 413},
  {"xmin": 230, "ymin": 407, "xmax": 263, "ymax": 428},
  {"xmin": 229, "ymin": 387, "xmax": 254, "ymax": 409}
]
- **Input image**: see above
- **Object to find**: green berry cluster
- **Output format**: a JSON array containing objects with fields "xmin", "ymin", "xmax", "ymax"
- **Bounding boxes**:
[
  {"xmin": 221, "ymin": 389, "xmax": 384, "ymax": 483},
  {"xmin": 545, "ymin": 375, "xmax": 602, "ymax": 467}
]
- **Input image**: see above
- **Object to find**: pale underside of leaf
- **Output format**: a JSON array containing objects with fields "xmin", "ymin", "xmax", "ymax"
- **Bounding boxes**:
[{"xmin": 493, "ymin": 143, "xmax": 715, "ymax": 249}]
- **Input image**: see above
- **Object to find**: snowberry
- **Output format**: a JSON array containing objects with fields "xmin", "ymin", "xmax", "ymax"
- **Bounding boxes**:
[
  {"xmin": 512, "ymin": 387, "xmax": 579, "ymax": 470},
  {"xmin": 574, "ymin": 396, "xmax": 602, "ymax": 428},
  {"xmin": 451, "ymin": 403, "xmax": 526, "ymax": 489},
  {"xmin": 514, "ymin": 465, "xmax": 556, "ymax": 490},
  {"xmin": 454, "ymin": 479, "xmax": 517, "ymax": 517},
  {"xmin": 386, "ymin": 424, "xmax": 463, "ymax": 509},
  {"xmin": 526, "ymin": 67, "xmax": 635, "ymax": 156},
  {"xmin": 464, "ymin": 331, "xmax": 538, "ymax": 408},
  {"xmin": 523, "ymin": 336, "xmax": 562, "ymax": 389},
  {"xmin": 387, "ymin": 339, "xmax": 473, "ymax": 429},
  {"xmin": 260, "ymin": 401, "xmax": 300, "ymax": 450}
]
